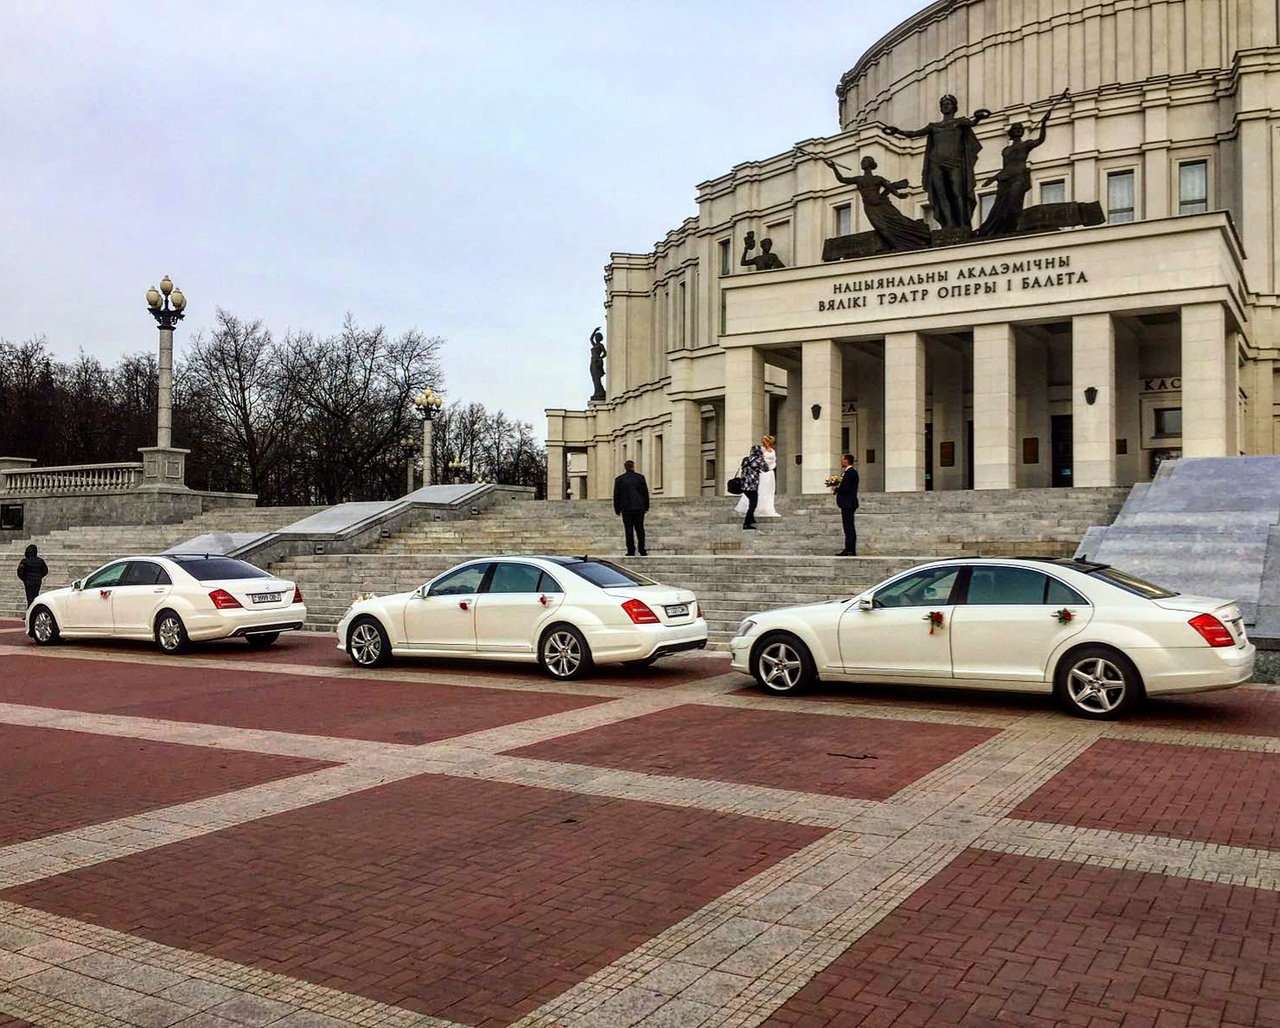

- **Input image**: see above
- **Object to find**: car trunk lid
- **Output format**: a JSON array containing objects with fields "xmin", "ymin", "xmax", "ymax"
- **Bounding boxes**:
[
  {"xmin": 1152, "ymin": 597, "xmax": 1249, "ymax": 647},
  {"xmin": 206, "ymin": 577, "xmax": 296, "ymax": 611},
  {"xmin": 603, "ymin": 585, "xmax": 699, "ymax": 625}
]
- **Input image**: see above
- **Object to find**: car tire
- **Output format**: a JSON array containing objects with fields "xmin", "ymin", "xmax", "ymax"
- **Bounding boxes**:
[
  {"xmin": 30, "ymin": 606, "xmax": 60, "ymax": 646},
  {"xmin": 155, "ymin": 610, "xmax": 190, "ymax": 654},
  {"xmin": 245, "ymin": 632, "xmax": 280, "ymax": 647},
  {"xmin": 347, "ymin": 617, "xmax": 391, "ymax": 668},
  {"xmin": 539, "ymin": 624, "xmax": 594, "ymax": 680},
  {"xmin": 751, "ymin": 632, "xmax": 816, "ymax": 695},
  {"xmin": 623, "ymin": 656, "xmax": 660, "ymax": 668},
  {"xmin": 1054, "ymin": 645, "xmax": 1144, "ymax": 720}
]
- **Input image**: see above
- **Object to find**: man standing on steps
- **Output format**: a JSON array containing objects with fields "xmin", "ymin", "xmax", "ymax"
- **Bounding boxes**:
[
  {"xmin": 834, "ymin": 453, "xmax": 860, "ymax": 556},
  {"xmin": 613, "ymin": 459, "xmax": 650, "ymax": 557}
]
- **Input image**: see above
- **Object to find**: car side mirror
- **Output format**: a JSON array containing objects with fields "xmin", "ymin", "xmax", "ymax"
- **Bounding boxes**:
[
  {"xmin": 72, "ymin": 579, "xmax": 83, "ymax": 591},
  {"xmin": 415, "ymin": 585, "xmax": 428, "ymax": 599},
  {"xmin": 858, "ymin": 596, "xmax": 874, "ymax": 611}
]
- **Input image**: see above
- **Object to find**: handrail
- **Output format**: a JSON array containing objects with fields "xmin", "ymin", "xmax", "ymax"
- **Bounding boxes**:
[{"xmin": 0, "ymin": 462, "xmax": 145, "ymax": 495}]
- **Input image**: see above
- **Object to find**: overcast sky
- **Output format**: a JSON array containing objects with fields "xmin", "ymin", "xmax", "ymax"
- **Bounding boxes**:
[{"xmin": 0, "ymin": 1, "xmax": 906, "ymax": 437}]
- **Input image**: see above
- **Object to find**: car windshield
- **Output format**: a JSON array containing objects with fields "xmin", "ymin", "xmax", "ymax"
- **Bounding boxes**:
[
  {"xmin": 562, "ymin": 559, "xmax": 656, "ymax": 588},
  {"xmin": 1087, "ymin": 565, "xmax": 1178, "ymax": 599},
  {"xmin": 170, "ymin": 556, "xmax": 271, "ymax": 581}
]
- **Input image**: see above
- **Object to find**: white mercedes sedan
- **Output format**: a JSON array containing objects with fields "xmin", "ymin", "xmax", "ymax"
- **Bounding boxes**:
[
  {"xmin": 729, "ymin": 557, "xmax": 1255, "ymax": 719},
  {"xmin": 26, "ymin": 554, "xmax": 306, "ymax": 654},
  {"xmin": 336, "ymin": 555, "xmax": 707, "ymax": 679}
]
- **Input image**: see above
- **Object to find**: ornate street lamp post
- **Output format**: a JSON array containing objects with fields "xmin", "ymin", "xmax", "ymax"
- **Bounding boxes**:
[
  {"xmin": 412, "ymin": 386, "xmax": 444, "ymax": 488},
  {"xmin": 141, "ymin": 276, "xmax": 190, "ymax": 488},
  {"xmin": 400, "ymin": 435, "xmax": 418, "ymax": 495}
]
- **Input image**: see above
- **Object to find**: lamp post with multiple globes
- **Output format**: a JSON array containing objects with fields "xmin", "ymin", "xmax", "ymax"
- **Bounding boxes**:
[
  {"xmin": 141, "ymin": 276, "xmax": 190, "ymax": 487},
  {"xmin": 412, "ymin": 386, "xmax": 444, "ymax": 488}
]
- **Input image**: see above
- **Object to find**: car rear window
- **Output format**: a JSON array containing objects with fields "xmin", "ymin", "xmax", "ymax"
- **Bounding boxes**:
[
  {"xmin": 1087, "ymin": 565, "xmax": 1178, "ymax": 599},
  {"xmin": 171, "ymin": 556, "xmax": 271, "ymax": 581},
  {"xmin": 562, "ymin": 560, "xmax": 656, "ymax": 588}
]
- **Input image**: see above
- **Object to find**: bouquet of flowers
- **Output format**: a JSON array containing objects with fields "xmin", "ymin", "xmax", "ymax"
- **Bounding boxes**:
[
  {"xmin": 1053, "ymin": 608, "xmax": 1074, "ymax": 625},
  {"xmin": 923, "ymin": 610, "xmax": 945, "ymax": 634},
  {"xmin": 825, "ymin": 474, "xmax": 841, "ymax": 489},
  {"xmin": 354, "ymin": 592, "xmax": 375, "ymax": 603}
]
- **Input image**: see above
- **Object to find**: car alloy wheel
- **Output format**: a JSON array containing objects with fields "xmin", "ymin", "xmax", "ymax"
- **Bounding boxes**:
[
  {"xmin": 348, "ymin": 618, "xmax": 390, "ymax": 667},
  {"xmin": 752, "ymin": 634, "xmax": 815, "ymax": 694},
  {"xmin": 31, "ymin": 607, "xmax": 58, "ymax": 645},
  {"xmin": 540, "ymin": 625, "xmax": 592, "ymax": 680},
  {"xmin": 156, "ymin": 612, "xmax": 189, "ymax": 654},
  {"xmin": 1058, "ymin": 645, "xmax": 1141, "ymax": 719}
]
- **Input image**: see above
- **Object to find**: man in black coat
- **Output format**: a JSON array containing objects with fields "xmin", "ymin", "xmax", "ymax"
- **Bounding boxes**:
[
  {"xmin": 613, "ymin": 460, "xmax": 650, "ymax": 556},
  {"xmin": 17, "ymin": 543, "xmax": 48, "ymax": 607},
  {"xmin": 834, "ymin": 453, "xmax": 860, "ymax": 556}
]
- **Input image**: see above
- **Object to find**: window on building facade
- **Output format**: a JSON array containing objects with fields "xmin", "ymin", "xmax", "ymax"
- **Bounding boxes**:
[
  {"xmin": 835, "ymin": 204, "xmax": 852, "ymax": 236},
  {"xmin": 636, "ymin": 439, "xmax": 644, "ymax": 473},
  {"xmin": 1178, "ymin": 161, "xmax": 1208, "ymax": 215},
  {"xmin": 718, "ymin": 239, "xmax": 732, "ymax": 276},
  {"xmin": 1154, "ymin": 407, "xmax": 1182, "ymax": 438},
  {"xmin": 1107, "ymin": 170, "xmax": 1135, "ymax": 223},
  {"xmin": 653, "ymin": 435, "xmax": 663, "ymax": 490},
  {"xmin": 718, "ymin": 290, "xmax": 726, "ymax": 335},
  {"xmin": 678, "ymin": 281, "xmax": 687, "ymax": 349},
  {"xmin": 1040, "ymin": 179, "xmax": 1066, "ymax": 205}
]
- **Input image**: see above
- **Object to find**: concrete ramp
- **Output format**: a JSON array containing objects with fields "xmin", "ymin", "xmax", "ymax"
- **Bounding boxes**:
[{"xmin": 1076, "ymin": 456, "xmax": 1280, "ymax": 630}]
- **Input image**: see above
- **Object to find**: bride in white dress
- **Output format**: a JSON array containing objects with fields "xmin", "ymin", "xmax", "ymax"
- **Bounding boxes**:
[{"xmin": 736, "ymin": 435, "xmax": 781, "ymax": 518}]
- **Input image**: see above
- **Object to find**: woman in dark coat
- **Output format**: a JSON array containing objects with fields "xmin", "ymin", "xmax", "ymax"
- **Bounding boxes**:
[{"xmin": 17, "ymin": 543, "xmax": 47, "ymax": 608}]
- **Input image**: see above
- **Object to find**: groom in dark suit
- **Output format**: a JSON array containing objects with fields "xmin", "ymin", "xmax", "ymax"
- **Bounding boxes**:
[
  {"xmin": 834, "ymin": 453, "xmax": 860, "ymax": 556},
  {"xmin": 613, "ymin": 460, "xmax": 650, "ymax": 556}
]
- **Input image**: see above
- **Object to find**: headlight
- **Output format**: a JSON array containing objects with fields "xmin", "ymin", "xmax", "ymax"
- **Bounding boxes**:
[{"xmin": 734, "ymin": 619, "xmax": 756, "ymax": 639}]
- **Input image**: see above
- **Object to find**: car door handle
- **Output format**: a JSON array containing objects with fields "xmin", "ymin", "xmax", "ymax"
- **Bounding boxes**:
[{"xmin": 152, "ymin": 588, "xmax": 166, "ymax": 594}]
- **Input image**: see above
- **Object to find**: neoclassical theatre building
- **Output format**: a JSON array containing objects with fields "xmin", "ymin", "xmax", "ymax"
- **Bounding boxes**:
[{"xmin": 546, "ymin": 0, "xmax": 1280, "ymax": 501}]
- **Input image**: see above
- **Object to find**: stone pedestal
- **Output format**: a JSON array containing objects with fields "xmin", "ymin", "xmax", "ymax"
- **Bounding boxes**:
[{"xmin": 138, "ymin": 446, "xmax": 190, "ymax": 489}]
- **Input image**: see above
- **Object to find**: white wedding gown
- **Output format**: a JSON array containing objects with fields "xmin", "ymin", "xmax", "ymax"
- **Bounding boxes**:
[{"xmin": 735, "ymin": 448, "xmax": 781, "ymax": 517}]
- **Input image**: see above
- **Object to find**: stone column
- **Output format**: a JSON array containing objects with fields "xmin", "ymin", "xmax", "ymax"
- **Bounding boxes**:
[
  {"xmin": 800, "ymin": 340, "xmax": 842, "ymax": 493},
  {"xmin": 1247, "ymin": 353, "xmax": 1275, "ymax": 455},
  {"xmin": 724, "ymin": 346, "xmax": 766, "ymax": 485},
  {"xmin": 157, "ymin": 325, "xmax": 174, "ymax": 449},
  {"xmin": 545, "ymin": 441, "xmax": 566, "ymax": 500},
  {"xmin": 1181, "ymin": 303, "xmax": 1230, "ymax": 457},
  {"xmin": 666, "ymin": 400, "xmax": 703, "ymax": 498},
  {"xmin": 1072, "ymin": 313, "xmax": 1117, "ymax": 486},
  {"xmin": 972, "ymin": 324, "xmax": 1017, "ymax": 489},
  {"xmin": 422, "ymin": 418, "xmax": 435, "ymax": 487},
  {"xmin": 884, "ymin": 332, "xmax": 926, "ymax": 492},
  {"xmin": 1016, "ymin": 337, "xmax": 1050, "ymax": 488},
  {"xmin": 931, "ymin": 345, "xmax": 965, "ymax": 491}
]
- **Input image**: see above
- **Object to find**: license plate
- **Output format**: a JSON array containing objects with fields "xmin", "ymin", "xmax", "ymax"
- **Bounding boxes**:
[
  {"xmin": 250, "ymin": 592, "xmax": 281, "ymax": 604},
  {"xmin": 665, "ymin": 603, "xmax": 689, "ymax": 617}
]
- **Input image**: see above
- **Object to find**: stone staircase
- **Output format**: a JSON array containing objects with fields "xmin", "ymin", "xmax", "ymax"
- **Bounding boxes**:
[
  {"xmin": 276, "ymin": 488, "xmax": 1128, "ymax": 649},
  {"xmin": 1, "ymin": 506, "xmax": 324, "ymax": 617}
]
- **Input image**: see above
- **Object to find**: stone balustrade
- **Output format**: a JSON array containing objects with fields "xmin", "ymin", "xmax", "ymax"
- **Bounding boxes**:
[{"xmin": 0, "ymin": 462, "xmax": 145, "ymax": 495}]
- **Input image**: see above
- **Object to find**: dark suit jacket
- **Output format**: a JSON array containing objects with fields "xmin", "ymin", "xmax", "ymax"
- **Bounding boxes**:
[
  {"xmin": 835, "ymin": 465, "xmax": 860, "ymax": 510},
  {"xmin": 613, "ymin": 470, "xmax": 650, "ymax": 514}
]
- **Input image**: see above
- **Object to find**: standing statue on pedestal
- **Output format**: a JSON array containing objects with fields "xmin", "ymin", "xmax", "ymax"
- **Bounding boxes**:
[
  {"xmin": 977, "ymin": 89, "xmax": 1070, "ymax": 238},
  {"xmin": 883, "ymin": 95, "xmax": 991, "ymax": 235},
  {"xmin": 822, "ymin": 155, "xmax": 932, "ymax": 252},
  {"xmin": 740, "ymin": 231, "xmax": 785, "ymax": 270},
  {"xmin": 589, "ymin": 327, "xmax": 607, "ymax": 402}
]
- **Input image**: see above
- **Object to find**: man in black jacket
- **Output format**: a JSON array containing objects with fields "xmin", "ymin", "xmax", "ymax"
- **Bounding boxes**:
[
  {"xmin": 17, "ymin": 543, "xmax": 48, "ymax": 608},
  {"xmin": 834, "ymin": 453, "xmax": 860, "ymax": 556},
  {"xmin": 613, "ymin": 460, "xmax": 650, "ymax": 556}
]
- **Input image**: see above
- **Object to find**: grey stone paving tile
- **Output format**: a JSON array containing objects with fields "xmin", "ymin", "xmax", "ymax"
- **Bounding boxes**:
[
  {"xmin": 631, "ymin": 960, "xmax": 706, "ymax": 998},
  {"xmin": 169, "ymin": 1014, "xmax": 246, "ymax": 1028},
  {"xmin": 109, "ymin": 995, "xmax": 199, "ymax": 1028},
  {"xmin": 64, "ymin": 952, "xmax": 188, "ymax": 994},
  {"xmin": 18, "ymin": 940, "xmax": 96, "ymax": 963},
  {"xmin": 269, "ymin": 1014, "xmax": 352, "ymax": 1028},
  {"xmin": 678, "ymin": 919, "xmax": 775, "ymax": 970},
  {"xmin": 634, "ymin": 997, "xmax": 718, "ymax": 1028},
  {"xmin": 676, "ymin": 969, "xmax": 756, "ymax": 1008},
  {"xmin": 0, "ymin": 950, "xmax": 50, "ymax": 984},
  {"xmin": 572, "ymin": 987, "xmax": 666, "ymax": 1028},
  {"xmin": 715, "ymin": 926, "xmax": 813, "ymax": 977},
  {"xmin": 20, "ymin": 966, "xmax": 145, "ymax": 1011},
  {"xmin": 156, "ymin": 981, "xmax": 246, "ymax": 1011},
  {"xmin": 209, "ymin": 996, "xmax": 298, "ymax": 1026},
  {"xmin": 0, "ymin": 923, "xmax": 49, "ymax": 949}
]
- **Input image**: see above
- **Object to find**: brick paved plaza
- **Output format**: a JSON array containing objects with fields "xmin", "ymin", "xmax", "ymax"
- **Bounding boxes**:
[{"xmin": 1, "ymin": 621, "xmax": 1279, "ymax": 1027}]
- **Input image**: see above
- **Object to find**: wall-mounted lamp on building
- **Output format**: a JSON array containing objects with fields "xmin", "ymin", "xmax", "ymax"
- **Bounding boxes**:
[
  {"xmin": 810, "ymin": 404, "xmax": 822, "ymax": 420},
  {"xmin": 1084, "ymin": 386, "xmax": 1099, "ymax": 406}
]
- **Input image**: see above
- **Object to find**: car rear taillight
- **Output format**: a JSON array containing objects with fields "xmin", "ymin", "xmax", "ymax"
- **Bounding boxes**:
[
  {"xmin": 696, "ymin": 603, "xmax": 703, "ymax": 619},
  {"xmin": 622, "ymin": 598, "xmax": 660, "ymax": 624},
  {"xmin": 209, "ymin": 588, "xmax": 242, "ymax": 610},
  {"xmin": 1189, "ymin": 613, "xmax": 1234, "ymax": 647},
  {"xmin": 293, "ymin": 585, "xmax": 303, "ymax": 604}
]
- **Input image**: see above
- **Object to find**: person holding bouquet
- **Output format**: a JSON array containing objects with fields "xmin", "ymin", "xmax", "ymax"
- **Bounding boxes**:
[{"xmin": 833, "ymin": 453, "xmax": 860, "ymax": 555}]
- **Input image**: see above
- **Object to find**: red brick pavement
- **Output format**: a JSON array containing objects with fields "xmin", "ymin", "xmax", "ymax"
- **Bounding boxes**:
[
  {"xmin": 734, "ymin": 678, "xmax": 1053, "ymax": 717},
  {"xmin": 0, "ymin": 1017, "xmax": 36, "ymax": 1028},
  {"xmin": 505, "ymin": 703, "xmax": 999, "ymax": 800},
  {"xmin": 0, "ymin": 654, "xmax": 605, "ymax": 744},
  {"xmin": 1011, "ymin": 738, "xmax": 1280, "ymax": 851},
  {"xmin": 765, "ymin": 848, "xmax": 1280, "ymax": 1028},
  {"xmin": 2, "ymin": 774, "xmax": 828, "ymax": 1028},
  {"xmin": 0, "ymin": 724, "xmax": 333, "ymax": 845},
  {"xmin": 1138, "ymin": 686, "xmax": 1280, "ymax": 738}
]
